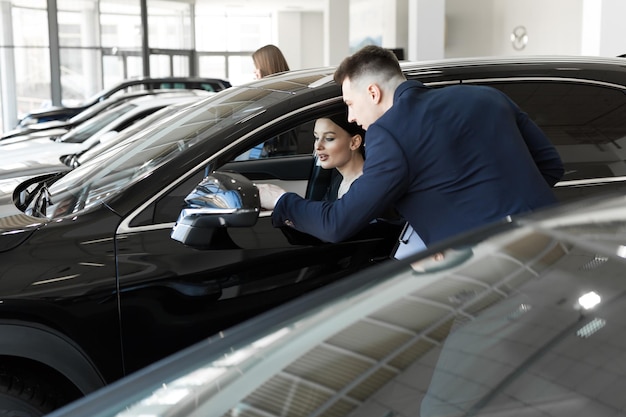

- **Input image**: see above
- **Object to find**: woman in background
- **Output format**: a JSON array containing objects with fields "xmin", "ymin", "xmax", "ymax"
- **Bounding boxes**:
[
  {"xmin": 252, "ymin": 44, "xmax": 290, "ymax": 79},
  {"xmin": 247, "ymin": 44, "xmax": 294, "ymax": 158}
]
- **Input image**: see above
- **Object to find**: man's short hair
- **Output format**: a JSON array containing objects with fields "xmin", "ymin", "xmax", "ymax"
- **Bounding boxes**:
[{"xmin": 333, "ymin": 45, "xmax": 403, "ymax": 85}]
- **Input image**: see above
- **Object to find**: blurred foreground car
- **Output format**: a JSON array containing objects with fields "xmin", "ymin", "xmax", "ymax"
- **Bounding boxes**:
[
  {"xmin": 1, "ymin": 56, "xmax": 626, "ymax": 416},
  {"xmin": 46, "ymin": 191, "xmax": 626, "ymax": 417},
  {"xmin": 15, "ymin": 76, "xmax": 231, "ymax": 127}
]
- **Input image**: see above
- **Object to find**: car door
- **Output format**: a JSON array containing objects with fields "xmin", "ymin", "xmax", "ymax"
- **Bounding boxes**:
[{"xmin": 115, "ymin": 111, "xmax": 403, "ymax": 373}]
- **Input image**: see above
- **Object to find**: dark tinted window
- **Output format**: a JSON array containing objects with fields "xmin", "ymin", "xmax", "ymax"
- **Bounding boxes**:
[
  {"xmin": 489, "ymin": 81, "xmax": 626, "ymax": 182},
  {"xmin": 232, "ymin": 121, "xmax": 315, "ymax": 161}
]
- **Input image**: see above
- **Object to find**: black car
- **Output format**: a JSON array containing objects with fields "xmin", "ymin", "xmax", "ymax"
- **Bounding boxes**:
[
  {"xmin": 1, "ymin": 56, "xmax": 626, "ymax": 416},
  {"xmin": 44, "ymin": 192, "xmax": 626, "ymax": 417},
  {"xmin": 15, "ymin": 76, "xmax": 231, "ymax": 127}
]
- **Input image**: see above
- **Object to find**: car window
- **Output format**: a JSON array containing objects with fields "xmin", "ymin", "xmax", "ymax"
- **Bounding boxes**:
[
  {"xmin": 59, "ymin": 103, "xmax": 138, "ymax": 144},
  {"xmin": 232, "ymin": 121, "xmax": 316, "ymax": 161},
  {"xmin": 486, "ymin": 81, "xmax": 626, "ymax": 182}
]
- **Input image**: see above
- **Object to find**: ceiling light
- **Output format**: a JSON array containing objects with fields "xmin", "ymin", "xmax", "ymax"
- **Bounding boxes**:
[{"xmin": 578, "ymin": 291, "xmax": 601, "ymax": 310}]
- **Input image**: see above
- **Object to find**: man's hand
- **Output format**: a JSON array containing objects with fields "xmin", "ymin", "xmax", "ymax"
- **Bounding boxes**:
[{"xmin": 256, "ymin": 183, "xmax": 287, "ymax": 210}]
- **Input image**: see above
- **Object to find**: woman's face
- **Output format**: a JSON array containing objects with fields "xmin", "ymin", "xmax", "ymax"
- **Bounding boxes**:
[
  {"xmin": 253, "ymin": 67, "xmax": 262, "ymax": 80},
  {"xmin": 313, "ymin": 118, "xmax": 359, "ymax": 170}
]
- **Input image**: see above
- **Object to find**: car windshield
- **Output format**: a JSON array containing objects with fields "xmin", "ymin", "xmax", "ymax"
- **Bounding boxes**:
[
  {"xmin": 73, "ymin": 102, "xmax": 191, "ymax": 166},
  {"xmin": 38, "ymin": 85, "xmax": 297, "ymax": 218},
  {"xmin": 58, "ymin": 102, "xmax": 138, "ymax": 144}
]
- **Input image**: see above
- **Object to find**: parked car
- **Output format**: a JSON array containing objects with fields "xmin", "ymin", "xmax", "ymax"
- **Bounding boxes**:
[
  {"xmin": 15, "ymin": 76, "xmax": 231, "ymax": 127},
  {"xmin": 2, "ymin": 88, "xmax": 212, "ymax": 142},
  {"xmin": 1, "ymin": 107, "xmax": 202, "ymax": 193},
  {"xmin": 45, "ymin": 190, "xmax": 626, "ymax": 417},
  {"xmin": 2, "ymin": 55, "xmax": 626, "ymax": 416},
  {"xmin": 0, "ymin": 91, "xmax": 209, "ymax": 180},
  {"xmin": 0, "ymin": 103, "xmax": 194, "ymax": 195}
]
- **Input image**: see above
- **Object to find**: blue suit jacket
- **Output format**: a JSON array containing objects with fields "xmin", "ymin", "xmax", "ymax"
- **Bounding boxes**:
[{"xmin": 272, "ymin": 80, "xmax": 564, "ymax": 246}]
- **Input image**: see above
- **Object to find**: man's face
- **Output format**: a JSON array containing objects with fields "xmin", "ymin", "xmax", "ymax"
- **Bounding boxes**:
[{"xmin": 342, "ymin": 77, "xmax": 378, "ymax": 131}]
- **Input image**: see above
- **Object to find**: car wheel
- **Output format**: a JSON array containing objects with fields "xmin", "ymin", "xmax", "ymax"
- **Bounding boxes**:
[{"xmin": 0, "ymin": 368, "xmax": 63, "ymax": 417}]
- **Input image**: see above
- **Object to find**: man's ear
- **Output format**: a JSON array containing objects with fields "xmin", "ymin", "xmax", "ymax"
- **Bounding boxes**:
[
  {"xmin": 350, "ymin": 134, "xmax": 363, "ymax": 150},
  {"xmin": 367, "ymin": 83, "xmax": 382, "ymax": 104}
]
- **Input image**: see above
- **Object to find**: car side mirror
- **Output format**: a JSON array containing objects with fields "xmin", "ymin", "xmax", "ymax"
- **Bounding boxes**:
[{"xmin": 171, "ymin": 171, "xmax": 260, "ymax": 247}]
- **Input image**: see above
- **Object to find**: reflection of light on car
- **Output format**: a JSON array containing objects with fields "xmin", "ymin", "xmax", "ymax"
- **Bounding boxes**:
[
  {"xmin": 127, "ymin": 327, "xmax": 292, "ymax": 411},
  {"xmin": 578, "ymin": 291, "xmax": 601, "ymax": 310},
  {"xmin": 617, "ymin": 245, "xmax": 626, "ymax": 258},
  {"xmin": 576, "ymin": 317, "xmax": 606, "ymax": 338},
  {"xmin": 214, "ymin": 327, "xmax": 291, "ymax": 367},
  {"xmin": 507, "ymin": 303, "xmax": 532, "ymax": 320},
  {"xmin": 410, "ymin": 247, "xmax": 473, "ymax": 273},
  {"xmin": 31, "ymin": 274, "xmax": 79, "ymax": 286}
]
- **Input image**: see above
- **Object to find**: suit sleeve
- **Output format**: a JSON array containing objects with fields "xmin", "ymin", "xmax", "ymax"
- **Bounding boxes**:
[
  {"xmin": 515, "ymin": 107, "xmax": 564, "ymax": 187},
  {"xmin": 271, "ymin": 125, "xmax": 409, "ymax": 243}
]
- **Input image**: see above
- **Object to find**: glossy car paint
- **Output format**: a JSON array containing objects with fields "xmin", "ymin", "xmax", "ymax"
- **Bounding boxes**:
[
  {"xmin": 1, "ymin": 56, "xmax": 626, "ymax": 415},
  {"xmin": 45, "ymin": 192, "xmax": 626, "ymax": 417}
]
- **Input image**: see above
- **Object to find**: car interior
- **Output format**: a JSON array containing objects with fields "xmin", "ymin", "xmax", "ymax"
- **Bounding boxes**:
[{"xmin": 184, "ymin": 111, "xmax": 405, "ymax": 259}]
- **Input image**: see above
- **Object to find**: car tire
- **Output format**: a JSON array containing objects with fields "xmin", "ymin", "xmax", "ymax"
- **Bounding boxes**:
[{"xmin": 0, "ymin": 367, "xmax": 62, "ymax": 417}]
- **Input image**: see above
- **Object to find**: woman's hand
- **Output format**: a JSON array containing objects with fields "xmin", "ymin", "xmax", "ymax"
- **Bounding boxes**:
[{"xmin": 256, "ymin": 183, "xmax": 286, "ymax": 210}]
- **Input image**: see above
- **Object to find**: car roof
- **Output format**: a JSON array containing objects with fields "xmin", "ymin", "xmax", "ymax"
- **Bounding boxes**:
[
  {"xmin": 16, "ymin": 76, "xmax": 231, "ymax": 125},
  {"xmin": 83, "ymin": 76, "xmax": 231, "ymax": 104},
  {"xmin": 56, "ymin": 91, "xmax": 209, "ymax": 143},
  {"xmin": 71, "ymin": 89, "xmax": 209, "ymax": 123}
]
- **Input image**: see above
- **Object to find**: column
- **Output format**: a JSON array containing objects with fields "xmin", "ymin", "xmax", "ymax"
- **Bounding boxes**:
[
  {"xmin": 407, "ymin": 0, "xmax": 445, "ymax": 61},
  {"xmin": 81, "ymin": 2, "xmax": 102, "ymax": 98},
  {"xmin": 325, "ymin": 0, "xmax": 350, "ymax": 66},
  {"xmin": 0, "ymin": 0, "xmax": 17, "ymax": 129},
  {"xmin": 597, "ymin": 0, "xmax": 626, "ymax": 57},
  {"xmin": 381, "ymin": 0, "xmax": 409, "ymax": 58},
  {"xmin": 277, "ymin": 11, "xmax": 302, "ymax": 70}
]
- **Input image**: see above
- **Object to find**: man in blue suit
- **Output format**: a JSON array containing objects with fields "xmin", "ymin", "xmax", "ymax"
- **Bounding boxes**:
[{"xmin": 259, "ymin": 45, "xmax": 563, "ymax": 250}]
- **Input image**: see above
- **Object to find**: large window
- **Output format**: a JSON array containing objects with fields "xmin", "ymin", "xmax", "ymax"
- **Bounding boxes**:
[
  {"xmin": 99, "ymin": 0, "xmax": 143, "ymax": 87},
  {"xmin": 147, "ymin": 0, "xmax": 192, "ymax": 50},
  {"xmin": 3, "ymin": 0, "xmax": 50, "ymax": 121},
  {"xmin": 195, "ymin": 6, "xmax": 273, "ymax": 85},
  {"xmin": 0, "ymin": 0, "xmax": 279, "ymax": 133},
  {"xmin": 58, "ymin": 0, "xmax": 101, "ymax": 105}
]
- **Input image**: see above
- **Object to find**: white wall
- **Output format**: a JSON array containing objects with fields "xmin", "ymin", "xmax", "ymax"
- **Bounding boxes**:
[
  {"xmin": 408, "ymin": 0, "xmax": 445, "ymax": 60},
  {"xmin": 446, "ymin": 0, "xmax": 584, "ymax": 57},
  {"xmin": 444, "ymin": 0, "xmax": 494, "ymax": 58},
  {"xmin": 598, "ymin": 0, "xmax": 626, "ymax": 57},
  {"xmin": 490, "ymin": 0, "xmax": 583, "ymax": 56},
  {"xmin": 326, "ymin": 0, "xmax": 350, "ymax": 66},
  {"xmin": 277, "ymin": 12, "xmax": 302, "ymax": 70},
  {"xmin": 300, "ymin": 12, "xmax": 324, "ymax": 69},
  {"xmin": 277, "ymin": 10, "xmax": 326, "ymax": 70},
  {"xmin": 275, "ymin": 0, "xmax": 626, "ymax": 71}
]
